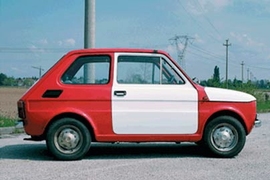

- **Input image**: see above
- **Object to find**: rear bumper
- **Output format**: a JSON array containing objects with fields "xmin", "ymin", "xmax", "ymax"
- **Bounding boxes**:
[
  {"xmin": 16, "ymin": 120, "xmax": 24, "ymax": 128},
  {"xmin": 254, "ymin": 118, "xmax": 261, "ymax": 128}
]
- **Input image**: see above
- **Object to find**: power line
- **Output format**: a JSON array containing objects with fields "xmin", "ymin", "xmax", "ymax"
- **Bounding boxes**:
[
  {"xmin": 193, "ymin": 0, "xmax": 222, "ymax": 38},
  {"xmin": 177, "ymin": 0, "xmax": 222, "ymax": 44},
  {"xmin": 188, "ymin": 44, "xmax": 240, "ymax": 67},
  {"xmin": 0, "ymin": 47, "xmax": 73, "ymax": 53},
  {"xmin": 246, "ymin": 64, "xmax": 270, "ymax": 70},
  {"xmin": 32, "ymin": 66, "xmax": 44, "ymax": 78},
  {"xmin": 189, "ymin": 44, "xmax": 270, "ymax": 70},
  {"xmin": 186, "ymin": 49, "xmax": 223, "ymax": 63},
  {"xmin": 177, "ymin": 41, "xmax": 270, "ymax": 74},
  {"xmin": 189, "ymin": 44, "xmax": 224, "ymax": 60}
]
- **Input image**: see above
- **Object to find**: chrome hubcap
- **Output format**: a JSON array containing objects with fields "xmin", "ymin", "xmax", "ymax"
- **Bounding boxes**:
[
  {"xmin": 211, "ymin": 124, "xmax": 238, "ymax": 151},
  {"xmin": 54, "ymin": 126, "xmax": 82, "ymax": 154},
  {"xmin": 58, "ymin": 128, "xmax": 79, "ymax": 149}
]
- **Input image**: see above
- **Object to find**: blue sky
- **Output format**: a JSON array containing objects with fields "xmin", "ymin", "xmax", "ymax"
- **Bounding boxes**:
[{"xmin": 0, "ymin": 0, "xmax": 270, "ymax": 81}]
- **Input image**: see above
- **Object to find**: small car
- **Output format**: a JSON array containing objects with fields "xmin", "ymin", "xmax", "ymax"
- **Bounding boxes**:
[{"xmin": 17, "ymin": 48, "xmax": 261, "ymax": 160}]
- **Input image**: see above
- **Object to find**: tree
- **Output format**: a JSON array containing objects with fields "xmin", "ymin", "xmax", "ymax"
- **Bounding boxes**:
[
  {"xmin": 203, "ymin": 66, "xmax": 221, "ymax": 87},
  {"xmin": 213, "ymin": 66, "xmax": 220, "ymax": 85},
  {"xmin": 3, "ymin": 76, "xmax": 16, "ymax": 86},
  {"xmin": 0, "ymin": 73, "xmax": 7, "ymax": 86}
]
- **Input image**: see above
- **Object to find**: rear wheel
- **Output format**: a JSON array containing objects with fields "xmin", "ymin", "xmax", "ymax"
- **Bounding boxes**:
[
  {"xmin": 203, "ymin": 116, "xmax": 246, "ymax": 158},
  {"xmin": 46, "ymin": 118, "xmax": 91, "ymax": 160}
]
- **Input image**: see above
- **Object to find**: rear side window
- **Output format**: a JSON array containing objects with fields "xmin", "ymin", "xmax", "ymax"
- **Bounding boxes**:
[{"xmin": 62, "ymin": 55, "xmax": 110, "ymax": 84}]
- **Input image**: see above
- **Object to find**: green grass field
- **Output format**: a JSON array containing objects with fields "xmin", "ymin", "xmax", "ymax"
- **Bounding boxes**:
[{"xmin": 0, "ymin": 115, "xmax": 16, "ymax": 127}]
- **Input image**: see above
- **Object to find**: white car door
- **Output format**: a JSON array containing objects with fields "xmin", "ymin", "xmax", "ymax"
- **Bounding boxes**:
[{"xmin": 112, "ymin": 53, "xmax": 198, "ymax": 134}]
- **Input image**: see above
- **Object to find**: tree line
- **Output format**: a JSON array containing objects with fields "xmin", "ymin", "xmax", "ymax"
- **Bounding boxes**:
[
  {"xmin": 0, "ymin": 66, "xmax": 269, "ymax": 89},
  {"xmin": 0, "ymin": 73, "xmax": 37, "ymax": 87},
  {"xmin": 199, "ymin": 66, "xmax": 270, "ymax": 90}
]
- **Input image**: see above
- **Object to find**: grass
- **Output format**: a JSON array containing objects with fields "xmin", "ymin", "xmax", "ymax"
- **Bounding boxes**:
[
  {"xmin": 248, "ymin": 89, "xmax": 270, "ymax": 113},
  {"xmin": 257, "ymin": 101, "xmax": 270, "ymax": 113},
  {"xmin": 0, "ymin": 115, "xmax": 16, "ymax": 128}
]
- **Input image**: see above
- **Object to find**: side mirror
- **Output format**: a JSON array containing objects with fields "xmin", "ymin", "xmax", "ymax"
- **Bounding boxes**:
[{"xmin": 192, "ymin": 77, "xmax": 200, "ymax": 84}]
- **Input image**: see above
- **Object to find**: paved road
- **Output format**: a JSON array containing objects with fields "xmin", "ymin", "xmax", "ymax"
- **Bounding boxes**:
[{"xmin": 0, "ymin": 113, "xmax": 269, "ymax": 180}]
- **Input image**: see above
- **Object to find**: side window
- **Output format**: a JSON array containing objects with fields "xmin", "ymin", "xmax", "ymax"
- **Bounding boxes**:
[
  {"xmin": 117, "ymin": 56, "xmax": 160, "ymax": 84},
  {"xmin": 62, "ymin": 55, "xmax": 110, "ymax": 84},
  {"xmin": 117, "ymin": 55, "xmax": 184, "ymax": 85}
]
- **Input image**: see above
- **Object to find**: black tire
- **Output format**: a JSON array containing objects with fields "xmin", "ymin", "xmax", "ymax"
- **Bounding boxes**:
[
  {"xmin": 203, "ymin": 116, "xmax": 246, "ymax": 158},
  {"xmin": 46, "ymin": 118, "xmax": 91, "ymax": 160}
]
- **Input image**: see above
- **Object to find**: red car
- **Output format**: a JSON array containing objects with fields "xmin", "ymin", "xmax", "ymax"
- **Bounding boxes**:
[{"xmin": 17, "ymin": 48, "xmax": 261, "ymax": 160}]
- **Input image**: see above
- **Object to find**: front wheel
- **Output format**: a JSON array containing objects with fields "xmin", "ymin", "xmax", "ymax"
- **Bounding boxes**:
[
  {"xmin": 203, "ymin": 116, "xmax": 246, "ymax": 158},
  {"xmin": 46, "ymin": 118, "xmax": 91, "ymax": 160}
]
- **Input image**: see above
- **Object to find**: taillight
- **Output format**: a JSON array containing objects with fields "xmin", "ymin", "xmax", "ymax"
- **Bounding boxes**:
[{"xmin": 17, "ymin": 100, "xmax": 26, "ymax": 119}]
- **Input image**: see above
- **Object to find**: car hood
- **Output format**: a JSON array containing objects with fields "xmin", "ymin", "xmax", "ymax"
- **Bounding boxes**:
[{"xmin": 204, "ymin": 87, "xmax": 256, "ymax": 102}]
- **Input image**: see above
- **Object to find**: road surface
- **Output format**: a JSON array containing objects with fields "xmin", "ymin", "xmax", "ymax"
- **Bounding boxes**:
[{"xmin": 0, "ymin": 113, "xmax": 269, "ymax": 180}]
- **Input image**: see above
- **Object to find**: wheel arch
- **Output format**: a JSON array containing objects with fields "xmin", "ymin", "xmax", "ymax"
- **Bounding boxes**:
[
  {"xmin": 204, "ymin": 110, "xmax": 248, "ymax": 135},
  {"xmin": 44, "ymin": 112, "xmax": 96, "ymax": 142}
]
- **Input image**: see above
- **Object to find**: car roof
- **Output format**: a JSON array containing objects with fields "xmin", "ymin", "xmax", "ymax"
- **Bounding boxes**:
[{"xmin": 65, "ymin": 48, "xmax": 170, "ymax": 56}]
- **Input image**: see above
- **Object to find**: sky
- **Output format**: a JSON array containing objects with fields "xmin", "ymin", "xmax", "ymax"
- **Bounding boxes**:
[{"xmin": 0, "ymin": 0, "xmax": 270, "ymax": 81}]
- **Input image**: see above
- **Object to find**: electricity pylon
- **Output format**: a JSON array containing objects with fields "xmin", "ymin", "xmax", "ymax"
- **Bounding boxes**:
[{"xmin": 169, "ymin": 35, "xmax": 194, "ymax": 70}]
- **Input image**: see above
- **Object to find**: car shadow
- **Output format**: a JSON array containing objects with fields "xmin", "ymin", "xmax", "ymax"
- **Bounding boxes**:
[
  {"xmin": 86, "ymin": 143, "xmax": 206, "ymax": 160},
  {"xmin": 0, "ymin": 142, "xmax": 208, "ymax": 161},
  {"xmin": 0, "ymin": 143, "xmax": 52, "ymax": 160}
]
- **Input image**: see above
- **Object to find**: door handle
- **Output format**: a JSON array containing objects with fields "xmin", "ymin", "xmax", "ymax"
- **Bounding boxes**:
[{"xmin": 114, "ymin": 91, "xmax": 127, "ymax": 97}]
